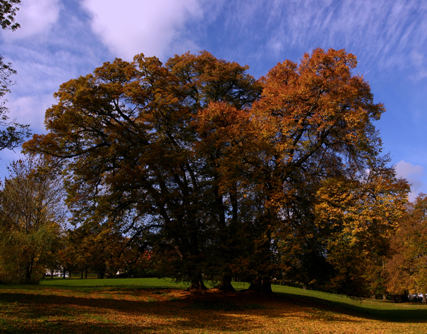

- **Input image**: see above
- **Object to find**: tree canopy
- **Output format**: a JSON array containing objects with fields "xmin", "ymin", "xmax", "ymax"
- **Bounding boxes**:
[
  {"xmin": 385, "ymin": 194, "xmax": 426, "ymax": 301},
  {"xmin": 24, "ymin": 49, "xmax": 412, "ymax": 294},
  {"xmin": 0, "ymin": 157, "xmax": 63, "ymax": 283}
]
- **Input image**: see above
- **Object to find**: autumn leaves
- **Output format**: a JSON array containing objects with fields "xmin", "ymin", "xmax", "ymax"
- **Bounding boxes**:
[{"xmin": 23, "ymin": 49, "xmax": 410, "ymax": 294}]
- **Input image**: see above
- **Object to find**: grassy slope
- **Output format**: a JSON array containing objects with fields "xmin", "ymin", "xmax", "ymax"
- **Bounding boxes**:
[
  {"xmin": 0, "ymin": 278, "xmax": 426, "ymax": 333},
  {"xmin": 272, "ymin": 285, "xmax": 427, "ymax": 322}
]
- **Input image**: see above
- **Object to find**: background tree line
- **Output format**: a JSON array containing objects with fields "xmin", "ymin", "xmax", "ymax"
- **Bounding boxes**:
[{"xmin": 0, "ymin": 41, "xmax": 425, "ymax": 299}]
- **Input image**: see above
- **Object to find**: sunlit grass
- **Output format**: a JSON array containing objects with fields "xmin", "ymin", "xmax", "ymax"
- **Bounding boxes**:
[
  {"xmin": 272, "ymin": 285, "xmax": 418, "ymax": 310},
  {"xmin": 39, "ymin": 278, "xmax": 424, "ymax": 310},
  {"xmin": 40, "ymin": 277, "xmax": 190, "ymax": 289},
  {"xmin": 1, "ymin": 278, "xmax": 426, "ymax": 333}
]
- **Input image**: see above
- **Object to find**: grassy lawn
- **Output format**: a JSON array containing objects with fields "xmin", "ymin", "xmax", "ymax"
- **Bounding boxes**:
[
  {"xmin": 0, "ymin": 278, "xmax": 426, "ymax": 333},
  {"xmin": 40, "ymin": 277, "xmax": 191, "ymax": 289}
]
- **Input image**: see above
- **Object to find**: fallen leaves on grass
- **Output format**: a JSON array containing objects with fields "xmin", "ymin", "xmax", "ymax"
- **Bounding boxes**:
[{"xmin": 0, "ymin": 286, "xmax": 426, "ymax": 333}]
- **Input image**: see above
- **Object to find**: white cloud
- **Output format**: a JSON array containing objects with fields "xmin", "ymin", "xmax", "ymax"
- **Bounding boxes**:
[
  {"xmin": 80, "ymin": 0, "xmax": 204, "ymax": 60},
  {"xmin": 0, "ymin": 5, "xmax": 113, "ymax": 137},
  {"xmin": 2, "ymin": 0, "xmax": 60, "ymax": 40},
  {"xmin": 395, "ymin": 160, "xmax": 425, "ymax": 201},
  {"xmin": 7, "ymin": 94, "xmax": 54, "ymax": 133}
]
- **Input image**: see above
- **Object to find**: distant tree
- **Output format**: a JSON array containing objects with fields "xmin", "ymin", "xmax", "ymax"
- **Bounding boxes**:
[
  {"xmin": 54, "ymin": 219, "xmax": 156, "ymax": 279},
  {"xmin": 313, "ymin": 165, "xmax": 408, "ymax": 296},
  {"xmin": 73, "ymin": 221, "xmax": 133, "ymax": 278},
  {"xmin": 0, "ymin": 157, "xmax": 63, "ymax": 283},
  {"xmin": 385, "ymin": 194, "xmax": 427, "ymax": 302}
]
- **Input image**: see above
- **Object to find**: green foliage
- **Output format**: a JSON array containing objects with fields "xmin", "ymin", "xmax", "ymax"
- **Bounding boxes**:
[
  {"xmin": 0, "ymin": 157, "xmax": 62, "ymax": 283},
  {"xmin": 385, "ymin": 194, "xmax": 427, "ymax": 297},
  {"xmin": 0, "ymin": 223, "xmax": 59, "ymax": 283},
  {"xmin": 312, "ymin": 167, "xmax": 409, "ymax": 296}
]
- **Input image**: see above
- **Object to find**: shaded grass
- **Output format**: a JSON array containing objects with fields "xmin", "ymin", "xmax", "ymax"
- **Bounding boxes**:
[
  {"xmin": 272, "ymin": 285, "xmax": 427, "ymax": 321},
  {"xmin": 0, "ymin": 278, "xmax": 426, "ymax": 333}
]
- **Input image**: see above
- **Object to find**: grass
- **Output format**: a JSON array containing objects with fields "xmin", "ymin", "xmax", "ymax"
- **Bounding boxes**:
[
  {"xmin": 271, "ymin": 285, "xmax": 427, "ymax": 322},
  {"xmin": 0, "ymin": 278, "xmax": 426, "ymax": 333},
  {"xmin": 40, "ymin": 277, "xmax": 191, "ymax": 289}
]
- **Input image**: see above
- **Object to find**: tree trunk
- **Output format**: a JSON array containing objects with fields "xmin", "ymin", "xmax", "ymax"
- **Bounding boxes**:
[
  {"xmin": 25, "ymin": 265, "xmax": 32, "ymax": 283},
  {"xmin": 249, "ymin": 277, "xmax": 272, "ymax": 293},
  {"xmin": 25, "ymin": 256, "xmax": 34, "ymax": 283},
  {"xmin": 189, "ymin": 271, "xmax": 207, "ymax": 291},
  {"xmin": 217, "ymin": 273, "xmax": 235, "ymax": 292},
  {"xmin": 189, "ymin": 278, "xmax": 206, "ymax": 290},
  {"xmin": 422, "ymin": 294, "xmax": 426, "ymax": 304}
]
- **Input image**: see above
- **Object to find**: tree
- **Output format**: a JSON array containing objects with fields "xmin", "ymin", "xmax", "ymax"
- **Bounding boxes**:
[
  {"xmin": 59, "ymin": 220, "xmax": 143, "ymax": 279},
  {"xmin": 193, "ymin": 101, "xmax": 260, "ymax": 290},
  {"xmin": 24, "ymin": 49, "xmax": 396, "ymax": 293},
  {"xmin": 237, "ymin": 48, "xmax": 387, "ymax": 292},
  {"xmin": 0, "ymin": 0, "xmax": 20, "ymax": 30},
  {"xmin": 24, "ymin": 52, "xmax": 260, "ymax": 289},
  {"xmin": 0, "ymin": 0, "xmax": 30, "ymax": 150},
  {"xmin": 312, "ymin": 164, "xmax": 408, "ymax": 296},
  {"xmin": 385, "ymin": 194, "xmax": 427, "ymax": 302},
  {"xmin": 0, "ymin": 157, "xmax": 63, "ymax": 283}
]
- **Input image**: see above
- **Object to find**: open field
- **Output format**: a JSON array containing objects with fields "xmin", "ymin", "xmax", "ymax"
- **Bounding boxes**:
[{"xmin": 0, "ymin": 278, "xmax": 426, "ymax": 333}]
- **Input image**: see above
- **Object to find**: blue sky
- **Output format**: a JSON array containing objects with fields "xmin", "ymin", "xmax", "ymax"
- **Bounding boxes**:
[{"xmin": 0, "ymin": 0, "xmax": 426, "ymax": 200}]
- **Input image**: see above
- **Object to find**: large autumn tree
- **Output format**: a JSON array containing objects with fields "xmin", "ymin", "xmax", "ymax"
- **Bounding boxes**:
[
  {"xmin": 232, "ymin": 48, "xmax": 396, "ymax": 292},
  {"xmin": 25, "ymin": 48, "xmax": 403, "ymax": 293},
  {"xmin": 24, "ymin": 51, "xmax": 260, "ymax": 289}
]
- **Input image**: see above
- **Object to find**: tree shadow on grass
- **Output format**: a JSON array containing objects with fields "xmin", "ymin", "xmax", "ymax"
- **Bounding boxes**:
[
  {"xmin": 0, "ymin": 289, "xmax": 426, "ymax": 333},
  {"xmin": 0, "ymin": 291, "xmax": 271, "ymax": 333},
  {"xmin": 273, "ymin": 291, "xmax": 427, "ymax": 322}
]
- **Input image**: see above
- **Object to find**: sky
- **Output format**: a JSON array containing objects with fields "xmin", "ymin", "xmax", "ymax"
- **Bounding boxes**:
[{"xmin": 0, "ymin": 0, "xmax": 426, "ymax": 200}]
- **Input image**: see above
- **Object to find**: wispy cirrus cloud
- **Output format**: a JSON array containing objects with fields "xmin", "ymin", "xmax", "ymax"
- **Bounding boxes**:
[
  {"xmin": 0, "ymin": 0, "xmax": 425, "ymax": 197},
  {"xmin": 218, "ymin": 0, "xmax": 426, "ymax": 79},
  {"xmin": 1, "ymin": 2, "xmax": 110, "ymax": 127},
  {"xmin": 0, "ymin": 2, "xmax": 110, "ymax": 173}
]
